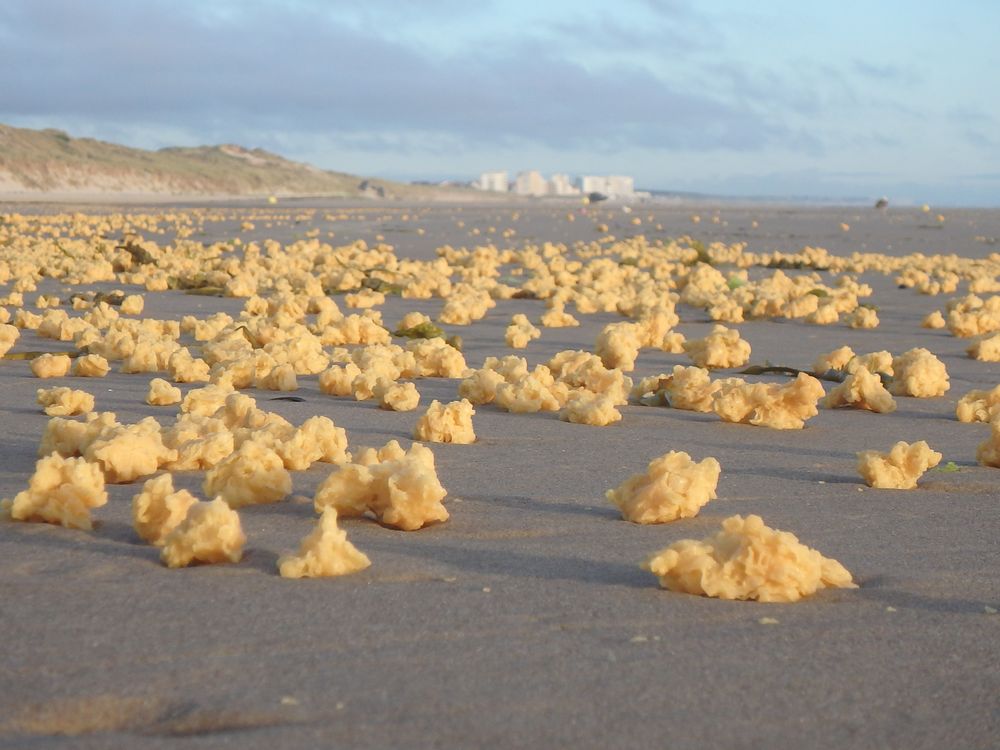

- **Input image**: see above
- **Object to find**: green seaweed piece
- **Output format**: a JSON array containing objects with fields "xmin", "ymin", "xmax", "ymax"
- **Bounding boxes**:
[
  {"xmin": 94, "ymin": 291, "xmax": 126, "ymax": 306},
  {"xmin": 737, "ymin": 364, "xmax": 848, "ymax": 384},
  {"xmin": 361, "ymin": 277, "xmax": 405, "ymax": 295},
  {"xmin": 765, "ymin": 259, "xmax": 830, "ymax": 271},
  {"xmin": 875, "ymin": 371, "xmax": 894, "ymax": 386},
  {"xmin": 392, "ymin": 322, "xmax": 445, "ymax": 339},
  {"xmin": 638, "ymin": 392, "xmax": 669, "ymax": 407},
  {"xmin": 738, "ymin": 364, "xmax": 808, "ymax": 378},
  {"xmin": 233, "ymin": 325, "xmax": 260, "ymax": 348},
  {"xmin": 116, "ymin": 238, "xmax": 157, "ymax": 265},
  {"xmin": 934, "ymin": 461, "xmax": 961, "ymax": 473},
  {"xmin": 736, "ymin": 363, "xmax": 894, "ymax": 387},
  {"xmin": 54, "ymin": 243, "xmax": 77, "ymax": 260},
  {"xmin": 688, "ymin": 239, "xmax": 712, "ymax": 265}
]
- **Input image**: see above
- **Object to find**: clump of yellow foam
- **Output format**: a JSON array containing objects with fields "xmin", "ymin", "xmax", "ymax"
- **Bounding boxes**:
[
  {"xmin": 84, "ymin": 418, "xmax": 177, "ymax": 483},
  {"xmin": 806, "ymin": 300, "xmax": 839, "ymax": 325},
  {"xmin": 438, "ymin": 285, "xmax": 495, "ymax": 325},
  {"xmin": 595, "ymin": 321, "xmax": 645, "ymax": 371},
  {"xmin": 278, "ymin": 507, "xmax": 371, "ymax": 578},
  {"xmin": 547, "ymin": 350, "xmax": 631, "ymax": 404},
  {"xmin": 72, "ymin": 354, "xmax": 110, "ymax": 378},
  {"xmin": 181, "ymin": 383, "xmax": 235, "ymax": 417},
  {"xmin": 413, "ymin": 399, "xmax": 476, "ymax": 444},
  {"xmin": 36, "ymin": 386, "xmax": 95, "ymax": 416},
  {"xmin": 888, "ymin": 348, "xmax": 949, "ymax": 397},
  {"xmin": 406, "ymin": 338, "xmax": 466, "ymax": 377},
  {"xmin": 459, "ymin": 356, "xmax": 528, "ymax": 405},
  {"xmin": 607, "ymin": 451, "xmax": 720, "ymax": 523},
  {"xmin": 712, "ymin": 372, "xmax": 824, "ymax": 429},
  {"xmin": 682, "ymin": 325, "xmax": 751, "ymax": 369},
  {"xmin": 823, "ymin": 368, "xmax": 896, "ymax": 413},
  {"xmin": 505, "ymin": 313, "xmax": 541, "ymax": 349},
  {"xmin": 846, "ymin": 351, "xmax": 893, "ymax": 377},
  {"xmin": 131, "ymin": 473, "xmax": 198, "ymax": 545},
  {"xmin": 30, "ymin": 353, "xmax": 72, "ymax": 378},
  {"xmin": 160, "ymin": 498, "xmax": 245, "ymax": 568},
  {"xmin": 203, "ymin": 440, "xmax": 292, "ymax": 507},
  {"xmin": 921, "ymin": 310, "xmax": 945, "ymax": 329},
  {"xmin": 0, "ymin": 323, "xmax": 20, "ymax": 356},
  {"xmin": 631, "ymin": 365, "xmax": 719, "ymax": 411},
  {"xmin": 493, "ymin": 366, "xmax": 569, "ymax": 414},
  {"xmin": 146, "ymin": 378, "xmax": 182, "ymax": 406},
  {"xmin": 643, "ymin": 514, "xmax": 856, "ymax": 602},
  {"xmin": 539, "ymin": 303, "xmax": 579, "ymax": 328},
  {"xmin": 314, "ymin": 442, "xmax": 447, "ymax": 530},
  {"xmin": 120, "ymin": 294, "xmax": 144, "ymax": 315},
  {"xmin": 38, "ymin": 411, "xmax": 119, "ymax": 459},
  {"xmin": 812, "ymin": 345, "xmax": 855, "ymax": 375},
  {"xmin": 318, "ymin": 363, "xmax": 361, "ymax": 397},
  {"xmin": 353, "ymin": 439, "xmax": 408, "ymax": 467},
  {"xmin": 966, "ymin": 333, "xmax": 1000, "ymax": 362},
  {"xmin": 856, "ymin": 441, "xmax": 941, "ymax": 489},
  {"xmin": 847, "ymin": 306, "xmax": 879, "ymax": 329},
  {"xmin": 976, "ymin": 421, "xmax": 1000, "ymax": 467},
  {"xmin": 375, "ymin": 379, "xmax": 420, "ymax": 411},
  {"xmin": 889, "ymin": 348, "xmax": 950, "ymax": 398},
  {"xmin": 3, "ymin": 453, "xmax": 108, "ymax": 530},
  {"xmin": 946, "ymin": 295, "xmax": 1000, "ymax": 337},
  {"xmin": 956, "ymin": 385, "xmax": 1000, "ymax": 423},
  {"xmin": 559, "ymin": 391, "xmax": 622, "ymax": 426}
]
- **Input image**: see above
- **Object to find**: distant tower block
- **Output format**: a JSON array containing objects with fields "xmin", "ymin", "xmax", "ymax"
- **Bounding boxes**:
[
  {"xmin": 477, "ymin": 171, "xmax": 509, "ymax": 192},
  {"xmin": 548, "ymin": 173, "xmax": 581, "ymax": 196},
  {"xmin": 514, "ymin": 170, "xmax": 549, "ymax": 197},
  {"xmin": 581, "ymin": 175, "xmax": 635, "ymax": 198}
]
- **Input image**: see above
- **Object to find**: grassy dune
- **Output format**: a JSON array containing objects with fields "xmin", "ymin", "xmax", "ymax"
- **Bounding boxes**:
[{"xmin": 0, "ymin": 123, "xmax": 468, "ymax": 199}]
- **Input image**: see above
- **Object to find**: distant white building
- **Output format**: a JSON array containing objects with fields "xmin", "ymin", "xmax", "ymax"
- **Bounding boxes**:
[
  {"xmin": 581, "ymin": 175, "xmax": 635, "ymax": 198},
  {"xmin": 548, "ymin": 173, "xmax": 580, "ymax": 196},
  {"xmin": 514, "ymin": 170, "xmax": 548, "ymax": 197},
  {"xmin": 475, "ymin": 170, "xmax": 635, "ymax": 198},
  {"xmin": 477, "ymin": 171, "xmax": 509, "ymax": 192}
]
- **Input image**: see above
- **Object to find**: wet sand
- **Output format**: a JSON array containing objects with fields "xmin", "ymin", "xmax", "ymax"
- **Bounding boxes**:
[{"xmin": 1, "ymin": 201, "xmax": 998, "ymax": 748}]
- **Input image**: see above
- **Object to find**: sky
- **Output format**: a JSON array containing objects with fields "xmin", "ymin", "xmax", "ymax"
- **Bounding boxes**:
[{"xmin": 1, "ymin": 0, "xmax": 998, "ymax": 205}]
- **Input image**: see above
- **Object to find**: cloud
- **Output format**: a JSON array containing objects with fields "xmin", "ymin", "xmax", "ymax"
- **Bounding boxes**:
[
  {"xmin": 960, "ymin": 173, "xmax": 1000, "ymax": 181},
  {"xmin": 542, "ymin": 2, "xmax": 713, "ymax": 55},
  {"xmin": 852, "ymin": 60, "xmax": 921, "ymax": 85},
  {"xmin": 963, "ymin": 130, "xmax": 998, "ymax": 149},
  {"xmin": 3, "ymin": 0, "xmax": 994, "ymax": 204},
  {"xmin": 0, "ymin": 0, "xmax": 800, "ymax": 155},
  {"xmin": 949, "ymin": 107, "xmax": 996, "ymax": 126}
]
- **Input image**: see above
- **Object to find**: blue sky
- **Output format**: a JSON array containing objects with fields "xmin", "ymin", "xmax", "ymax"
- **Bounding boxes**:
[{"xmin": 1, "ymin": 0, "xmax": 998, "ymax": 204}]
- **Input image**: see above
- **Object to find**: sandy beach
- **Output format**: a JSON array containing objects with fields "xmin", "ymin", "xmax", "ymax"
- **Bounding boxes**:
[{"xmin": 1, "ymin": 200, "xmax": 998, "ymax": 749}]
